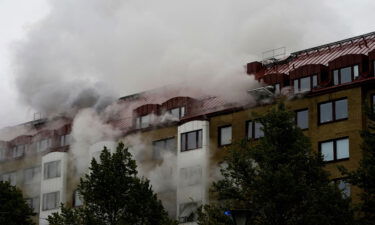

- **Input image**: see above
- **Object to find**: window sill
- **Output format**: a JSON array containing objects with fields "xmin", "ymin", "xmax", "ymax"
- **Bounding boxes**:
[
  {"xmin": 318, "ymin": 118, "xmax": 348, "ymax": 126},
  {"xmin": 323, "ymin": 157, "xmax": 350, "ymax": 164}
]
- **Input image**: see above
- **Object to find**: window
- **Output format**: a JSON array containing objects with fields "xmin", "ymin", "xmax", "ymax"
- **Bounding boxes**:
[
  {"xmin": 320, "ymin": 137, "xmax": 349, "ymax": 162},
  {"xmin": 319, "ymin": 98, "xmax": 348, "ymax": 124},
  {"xmin": 274, "ymin": 83, "xmax": 280, "ymax": 94},
  {"xmin": 293, "ymin": 75, "xmax": 318, "ymax": 93},
  {"xmin": 1, "ymin": 172, "xmax": 17, "ymax": 186},
  {"xmin": 152, "ymin": 137, "xmax": 176, "ymax": 160},
  {"xmin": 44, "ymin": 160, "xmax": 61, "ymax": 179},
  {"xmin": 24, "ymin": 166, "xmax": 41, "ymax": 184},
  {"xmin": 218, "ymin": 125, "xmax": 232, "ymax": 146},
  {"xmin": 179, "ymin": 166, "xmax": 202, "ymax": 187},
  {"xmin": 26, "ymin": 196, "xmax": 40, "ymax": 213},
  {"xmin": 333, "ymin": 65, "xmax": 359, "ymax": 85},
  {"xmin": 246, "ymin": 121, "xmax": 264, "ymax": 140},
  {"xmin": 296, "ymin": 109, "xmax": 309, "ymax": 130},
  {"xmin": 0, "ymin": 148, "xmax": 5, "ymax": 161},
  {"xmin": 42, "ymin": 191, "xmax": 60, "ymax": 211},
  {"xmin": 179, "ymin": 202, "xmax": 199, "ymax": 223},
  {"xmin": 372, "ymin": 94, "xmax": 375, "ymax": 112},
  {"xmin": 169, "ymin": 107, "xmax": 186, "ymax": 119},
  {"xmin": 12, "ymin": 145, "xmax": 25, "ymax": 158},
  {"xmin": 73, "ymin": 190, "xmax": 83, "ymax": 207},
  {"xmin": 37, "ymin": 139, "xmax": 51, "ymax": 152},
  {"xmin": 181, "ymin": 130, "xmax": 202, "ymax": 152},
  {"xmin": 60, "ymin": 134, "xmax": 71, "ymax": 146},
  {"xmin": 135, "ymin": 114, "xmax": 153, "ymax": 129}
]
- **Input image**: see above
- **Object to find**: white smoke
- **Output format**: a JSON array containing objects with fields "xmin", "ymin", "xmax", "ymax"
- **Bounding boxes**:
[{"xmin": 11, "ymin": 0, "xmax": 358, "ymax": 117}]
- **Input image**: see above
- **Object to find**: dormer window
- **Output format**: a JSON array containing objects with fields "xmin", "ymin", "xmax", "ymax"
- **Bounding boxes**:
[
  {"xmin": 12, "ymin": 145, "xmax": 25, "ymax": 158},
  {"xmin": 333, "ymin": 65, "xmax": 359, "ymax": 85},
  {"xmin": 169, "ymin": 107, "xmax": 185, "ymax": 119},
  {"xmin": 37, "ymin": 139, "xmax": 51, "ymax": 152},
  {"xmin": 293, "ymin": 75, "xmax": 318, "ymax": 93},
  {"xmin": 135, "ymin": 114, "xmax": 153, "ymax": 129}
]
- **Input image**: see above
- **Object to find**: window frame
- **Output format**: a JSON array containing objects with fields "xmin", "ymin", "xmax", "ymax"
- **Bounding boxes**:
[
  {"xmin": 295, "ymin": 108, "xmax": 309, "ymax": 130},
  {"xmin": 246, "ymin": 120, "xmax": 264, "ymax": 140},
  {"xmin": 319, "ymin": 137, "xmax": 350, "ymax": 163},
  {"xmin": 332, "ymin": 64, "xmax": 360, "ymax": 85},
  {"xmin": 371, "ymin": 94, "xmax": 375, "ymax": 113},
  {"xmin": 318, "ymin": 97, "xmax": 348, "ymax": 125},
  {"xmin": 218, "ymin": 125, "xmax": 232, "ymax": 147},
  {"xmin": 42, "ymin": 191, "xmax": 60, "ymax": 211},
  {"xmin": 293, "ymin": 74, "xmax": 318, "ymax": 93},
  {"xmin": 152, "ymin": 137, "xmax": 176, "ymax": 159},
  {"xmin": 168, "ymin": 106, "xmax": 186, "ymax": 120},
  {"xmin": 43, "ymin": 160, "xmax": 61, "ymax": 180},
  {"xmin": 180, "ymin": 129, "xmax": 203, "ymax": 152},
  {"xmin": 24, "ymin": 166, "xmax": 41, "ymax": 184},
  {"xmin": 73, "ymin": 190, "xmax": 83, "ymax": 207}
]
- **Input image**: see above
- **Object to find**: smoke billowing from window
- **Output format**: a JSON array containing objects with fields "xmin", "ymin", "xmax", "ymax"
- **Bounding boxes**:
[{"xmin": 11, "ymin": 0, "xmax": 355, "ymax": 116}]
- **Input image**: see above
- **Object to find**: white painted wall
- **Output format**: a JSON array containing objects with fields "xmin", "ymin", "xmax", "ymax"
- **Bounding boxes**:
[
  {"xmin": 39, "ymin": 151, "xmax": 68, "ymax": 225},
  {"xmin": 177, "ymin": 120, "xmax": 209, "ymax": 224}
]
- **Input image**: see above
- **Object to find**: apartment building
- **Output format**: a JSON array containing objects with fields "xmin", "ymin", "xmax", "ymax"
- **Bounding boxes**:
[{"xmin": 0, "ymin": 32, "xmax": 375, "ymax": 225}]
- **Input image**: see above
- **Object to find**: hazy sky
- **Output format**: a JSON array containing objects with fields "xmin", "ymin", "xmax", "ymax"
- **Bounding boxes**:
[{"xmin": 0, "ymin": 0, "xmax": 374, "ymax": 128}]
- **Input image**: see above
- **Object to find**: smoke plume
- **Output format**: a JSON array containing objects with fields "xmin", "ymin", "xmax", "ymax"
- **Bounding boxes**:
[{"xmin": 11, "ymin": 0, "xmax": 356, "ymax": 117}]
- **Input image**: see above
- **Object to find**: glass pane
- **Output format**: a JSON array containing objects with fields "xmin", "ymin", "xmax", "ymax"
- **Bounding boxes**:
[
  {"xmin": 187, "ymin": 132, "xmax": 197, "ymax": 150},
  {"xmin": 197, "ymin": 130, "xmax": 202, "ymax": 148},
  {"xmin": 141, "ymin": 114, "xmax": 150, "ymax": 128},
  {"xmin": 340, "ymin": 67, "xmax": 352, "ymax": 84},
  {"xmin": 181, "ymin": 107, "xmax": 186, "ymax": 118},
  {"xmin": 171, "ymin": 108, "xmax": 180, "ymax": 119},
  {"xmin": 300, "ymin": 77, "xmax": 311, "ymax": 92},
  {"xmin": 181, "ymin": 134, "xmax": 186, "ymax": 151},
  {"xmin": 335, "ymin": 99, "xmax": 348, "ymax": 120},
  {"xmin": 321, "ymin": 141, "xmax": 334, "ymax": 161},
  {"xmin": 336, "ymin": 138, "xmax": 349, "ymax": 159},
  {"xmin": 297, "ymin": 110, "xmax": 309, "ymax": 129},
  {"xmin": 247, "ymin": 121, "xmax": 253, "ymax": 139},
  {"xmin": 254, "ymin": 122, "xmax": 264, "ymax": 139},
  {"xmin": 24, "ymin": 168, "xmax": 33, "ymax": 183},
  {"xmin": 319, "ymin": 102, "xmax": 333, "ymax": 123},
  {"xmin": 353, "ymin": 65, "xmax": 359, "ymax": 78},
  {"xmin": 333, "ymin": 70, "xmax": 339, "ymax": 85},
  {"xmin": 312, "ymin": 75, "xmax": 318, "ymax": 88},
  {"xmin": 274, "ymin": 83, "xmax": 280, "ymax": 94},
  {"xmin": 219, "ymin": 126, "xmax": 232, "ymax": 146},
  {"xmin": 166, "ymin": 138, "xmax": 176, "ymax": 152},
  {"xmin": 294, "ymin": 79, "xmax": 299, "ymax": 93},
  {"xmin": 153, "ymin": 140, "xmax": 164, "ymax": 160}
]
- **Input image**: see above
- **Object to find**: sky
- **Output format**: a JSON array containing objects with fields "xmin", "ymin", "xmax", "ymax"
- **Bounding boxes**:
[{"xmin": 0, "ymin": 0, "xmax": 374, "ymax": 128}]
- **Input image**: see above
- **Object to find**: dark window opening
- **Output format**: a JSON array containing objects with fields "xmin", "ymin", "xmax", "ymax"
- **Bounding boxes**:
[
  {"xmin": 181, "ymin": 130, "xmax": 202, "ymax": 152},
  {"xmin": 318, "ymin": 98, "xmax": 348, "ymax": 124},
  {"xmin": 152, "ymin": 137, "xmax": 176, "ymax": 160},
  {"xmin": 246, "ymin": 121, "xmax": 264, "ymax": 140},
  {"xmin": 319, "ymin": 137, "xmax": 349, "ymax": 162},
  {"xmin": 218, "ymin": 125, "xmax": 232, "ymax": 146},
  {"xmin": 333, "ymin": 65, "xmax": 359, "ymax": 85},
  {"xmin": 293, "ymin": 74, "xmax": 318, "ymax": 93},
  {"xmin": 296, "ymin": 109, "xmax": 309, "ymax": 130}
]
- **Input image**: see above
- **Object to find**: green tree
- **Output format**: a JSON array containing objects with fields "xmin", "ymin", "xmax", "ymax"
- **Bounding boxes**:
[
  {"xmin": 0, "ymin": 181, "xmax": 36, "ymax": 225},
  {"xmin": 198, "ymin": 104, "xmax": 354, "ymax": 225},
  {"xmin": 340, "ymin": 104, "xmax": 375, "ymax": 225},
  {"xmin": 48, "ymin": 142, "xmax": 177, "ymax": 225}
]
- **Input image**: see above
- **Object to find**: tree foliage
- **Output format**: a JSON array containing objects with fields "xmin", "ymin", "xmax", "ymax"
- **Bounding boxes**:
[
  {"xmin": 48, "ymin": 142, "xmax": 177, "ymax": 225},
  {"xmin": 340, "ymin": 104, "xmax": 375, "ymax": 225},
  {"xmin": 198, "ymin": 104, "xmax": 354, "ymax": 225},
  {"xmin": 0, "ymin": 181, "xmax": 36, "ymax": 225}
]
